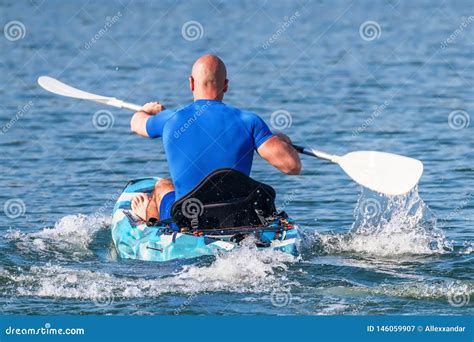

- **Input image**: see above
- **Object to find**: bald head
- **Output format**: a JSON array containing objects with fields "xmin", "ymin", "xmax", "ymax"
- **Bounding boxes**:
[{"xmin": 189, "ymin": 54, "xmax": 228, "ymax": 100}]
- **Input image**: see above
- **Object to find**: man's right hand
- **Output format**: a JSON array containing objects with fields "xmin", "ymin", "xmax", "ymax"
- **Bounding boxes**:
[{"xmin": 141, "ymin": 102, "xmax": 165, "ymax": 115}]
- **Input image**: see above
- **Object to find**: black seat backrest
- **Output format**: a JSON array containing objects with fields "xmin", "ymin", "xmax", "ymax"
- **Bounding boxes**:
[{"xmin": 171, "ymin": 168, "xmax": 276, "ymax": 230}]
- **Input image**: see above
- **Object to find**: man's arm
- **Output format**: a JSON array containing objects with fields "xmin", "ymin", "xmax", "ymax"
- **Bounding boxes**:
[
  {"xmin": 257, "ymin": 133, "xmax": 302, "ymax": 175},
  {"xmin": 130, "ymin": 102, "xmax": 165, "ymax": 137}
]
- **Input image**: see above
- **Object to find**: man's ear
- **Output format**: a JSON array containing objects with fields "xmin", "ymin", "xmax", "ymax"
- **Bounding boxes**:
[
  {"xmin": 223, "ymin": 79, "xmax": 229, "ymax": 93},
  {"xmin": 189, "ymin": 76, "xmax": 195, "ymax": 91}
]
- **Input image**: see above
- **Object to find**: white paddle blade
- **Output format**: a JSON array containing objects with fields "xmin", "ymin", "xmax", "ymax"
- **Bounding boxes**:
[
  {"xmin": 37, "ymin": 76, "xmax": 142, "ymax": 110},
  {"xmin": 38, "ymin": 76, "xmax": 114, "ymax": 101},
  {"xmin": 338, "ymin": 151, "xmax": 423, "ymax": 196}
]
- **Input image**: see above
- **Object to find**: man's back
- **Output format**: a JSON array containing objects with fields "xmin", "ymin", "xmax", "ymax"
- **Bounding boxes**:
[
  {"xmin": 129, "ymin": 54, "xmax": 300, "ymax": 222},
  {"xmin": 146, "ymin": 100, "xmax": 273, "ymax": 199}
]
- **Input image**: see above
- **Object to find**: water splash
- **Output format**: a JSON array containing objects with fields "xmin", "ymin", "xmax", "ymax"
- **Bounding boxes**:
[
  {"xmin": 2, "ymin": 241, "xmax": 298, "ymax": 301},
  {"xmin": 312, "ymin": 187, "xmax": 453, "ymax": 256},
  {"xmin": 5, "ymin": 214, "xmax": 109, "ymax": 260}
]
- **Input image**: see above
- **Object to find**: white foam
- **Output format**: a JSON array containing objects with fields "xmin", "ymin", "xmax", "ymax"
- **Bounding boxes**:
[
  {"xmin": 314, "ymin": 187, "xmax": 453, "ymax": 256},
  {"xmin": 5, "ymin": 214, "xmax": 110, "ymax": 259},
  {"xmin": 176, "ymin": 239, "xmax": 298, "ymax": 293},
  {"xmin": 371, "ymin": 280, "xmax": 474, "ymax": 300},
  {"xmin": 5, "ymin": 242, "xmax": 298, "ymax": 300}
]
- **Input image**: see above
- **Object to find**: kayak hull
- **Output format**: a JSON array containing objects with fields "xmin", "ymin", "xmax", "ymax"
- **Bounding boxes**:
[{"xmin": 111, "ymin": 178, "xmax": 300, "ymax": 262}]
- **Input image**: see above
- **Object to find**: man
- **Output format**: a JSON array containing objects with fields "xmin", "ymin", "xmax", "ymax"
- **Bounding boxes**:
[{"xmin": 130, "ymin": 54, "xmax": 301, "ymax": 222}]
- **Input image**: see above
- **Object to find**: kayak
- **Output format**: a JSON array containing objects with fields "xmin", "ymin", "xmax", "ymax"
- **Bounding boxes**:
[{"xmin": 111, "ymin": 177, "xmax": 300, "ymax": 262}]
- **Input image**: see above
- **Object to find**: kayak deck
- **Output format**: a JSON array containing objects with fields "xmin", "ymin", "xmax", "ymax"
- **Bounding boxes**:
[{"xmin": 111, "ymin": 178, "xmax": 300, "ymax": 262}]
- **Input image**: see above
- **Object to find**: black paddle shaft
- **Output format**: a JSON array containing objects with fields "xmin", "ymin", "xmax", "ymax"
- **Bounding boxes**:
[{"xmin": 292, "ymin": 144, "xmax": 316, "ymax": 157}]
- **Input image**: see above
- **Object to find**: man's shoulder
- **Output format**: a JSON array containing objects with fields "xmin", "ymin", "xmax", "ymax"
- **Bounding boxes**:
[
  {"xmin": 223, "ymin": 103, "xmax": 260, "ymax": 120},
  {"xmin": 162, "ymin": 103, "xmax": 193, "ymax": 122},
  {"xmin": 173, "ymin": 102, "xmax": 195, "ymax": 113}
]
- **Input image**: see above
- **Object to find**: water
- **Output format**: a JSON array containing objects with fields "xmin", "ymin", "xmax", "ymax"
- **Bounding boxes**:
[{"xmin": 1, "ymin": 0, "xmax": 473, "ymax": 315}]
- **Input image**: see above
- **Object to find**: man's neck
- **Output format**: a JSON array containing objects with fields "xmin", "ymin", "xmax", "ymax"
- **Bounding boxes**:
[
  {"xmin": 193, "ymin": 92, "xmax": 223, "ymax": 102},
  {"xmin": 193, "ymin": 98, "xmax": 222, "ymax": 102}
]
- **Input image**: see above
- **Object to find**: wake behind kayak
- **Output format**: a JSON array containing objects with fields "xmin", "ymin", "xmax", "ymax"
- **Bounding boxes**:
[{"xmin": 111, "ymin": 169, "xmax": 300, "ymax": 262}]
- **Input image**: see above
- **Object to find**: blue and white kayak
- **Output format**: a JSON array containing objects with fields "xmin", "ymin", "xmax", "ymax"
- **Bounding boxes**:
[{"xmin": 111, "ymin": 178, "xmax": 300, "ymax": 262}]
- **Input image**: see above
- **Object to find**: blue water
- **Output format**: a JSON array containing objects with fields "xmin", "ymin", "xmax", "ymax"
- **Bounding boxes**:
[{"xmin": 0, "ymin": 0, "xmax": 472, "ymax": 315}]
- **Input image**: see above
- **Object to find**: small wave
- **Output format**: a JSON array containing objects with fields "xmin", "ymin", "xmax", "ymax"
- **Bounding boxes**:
[
  {"xmin": 3, "ymin": 243, "xmax": 298, "ymax": 301},
  {"xmin": 307, "ymin": 187, "xmax": 453, "ymax": 256},
  {"xmin": 311, "ymin": 279, "xmax": 473, "ymax": 314},
  {"xmin": 458, "ymin": 242, "xmax": 474, "ymax": 255},
  {"xmin": 175, "ymin": 238, "xmax": 298, "ymax": 293},
  {"xmin": 313, "ymin": 279, "xmax": 474, "ymax": 301},
  {"xmin": 5, "ymin": 214, "xmax": 110, "ymax": 260},
  {"xmin": 370, "ymin": 280, "xmax": 474, "ymax": 301}
]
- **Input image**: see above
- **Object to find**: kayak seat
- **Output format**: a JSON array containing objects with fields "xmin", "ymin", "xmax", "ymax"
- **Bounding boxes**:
[{"xmin": 171, "ymin": 168, "xmax": 276, "ymax": 230}]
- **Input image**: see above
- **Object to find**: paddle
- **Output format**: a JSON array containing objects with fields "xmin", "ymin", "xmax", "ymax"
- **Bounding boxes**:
[
  {"xmin": 37, "ymin": 76, "xmax": 423, "ymax": 196},
  {"xmin": 292, "ymin": 145, "xmax": 423, "ymax": 196},
  {"xmin": 37, "ymin": 76, "xmax": 142, "ymax": 112}
]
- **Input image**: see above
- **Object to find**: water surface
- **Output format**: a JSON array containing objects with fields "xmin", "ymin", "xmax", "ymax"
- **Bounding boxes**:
[{"xmin": 0, "ymin": 0, "xmax": 472, "ymax": 315}]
